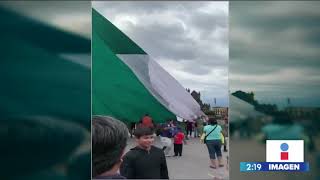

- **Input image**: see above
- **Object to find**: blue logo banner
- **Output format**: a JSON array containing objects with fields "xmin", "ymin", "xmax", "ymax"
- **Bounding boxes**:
[{"xmin": 240, "ymin": 162, "xmax": 309, "ymax": 172}]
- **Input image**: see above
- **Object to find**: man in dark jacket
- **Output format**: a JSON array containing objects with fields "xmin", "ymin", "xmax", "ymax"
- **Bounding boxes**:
[{"xmin": 120, "ymin": 127, "xmax": 169, "ymax": 179}]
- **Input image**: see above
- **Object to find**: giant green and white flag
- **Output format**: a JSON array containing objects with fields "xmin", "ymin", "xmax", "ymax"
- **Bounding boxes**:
[
  {"xmin": 92, "ymin": 8, "xmax": 204, "ymax": 123},
  {"xmin": 0, "ymin": 5, "xmax": 90, "ymax": 178},
  {"xmin": 0, "ymin": 6, "xmax": 91, "ymax": 128}
]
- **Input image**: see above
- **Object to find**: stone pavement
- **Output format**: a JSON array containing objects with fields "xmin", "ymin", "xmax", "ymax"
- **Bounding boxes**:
[{"xmin": 125, "ymin": 136, "xmax": 229, "ymax": 179}]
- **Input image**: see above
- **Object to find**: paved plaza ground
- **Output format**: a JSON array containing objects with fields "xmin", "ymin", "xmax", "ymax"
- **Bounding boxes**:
[{"xmin": 125, "ymin": 136, "xmax": 229, "ymax": 179}]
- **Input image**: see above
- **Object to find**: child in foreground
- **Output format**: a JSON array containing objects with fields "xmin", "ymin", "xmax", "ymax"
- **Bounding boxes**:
[{"xmin": 120, "ymin": 127, "xmax": 169, "ymax": 179}]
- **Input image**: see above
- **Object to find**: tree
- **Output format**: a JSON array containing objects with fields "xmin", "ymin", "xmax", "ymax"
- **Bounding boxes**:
[
  {"xmin": 232, "ymin": 90, "xmax": 258, "ymax": 106},
  {"xmin": 232, "ymin": 90, "xmax": 278, "ymax": 115}
]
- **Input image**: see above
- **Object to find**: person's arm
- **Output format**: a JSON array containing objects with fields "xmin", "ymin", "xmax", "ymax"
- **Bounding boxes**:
[
  {"xmin": 221, "ymin": 126, "xmax": 227, "ymax": 136},
  {"xmin": 120, "ymin": 153, "xmax": 135, "ymax": 179},
  {"xmin": 160, "ymin": 151, "xmax": 169, "ymax": 179}
]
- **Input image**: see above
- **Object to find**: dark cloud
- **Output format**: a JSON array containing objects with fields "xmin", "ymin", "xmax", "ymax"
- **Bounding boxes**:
[
  {"xmin": 129, "ymin": 21, "xmax": 198, "ymax": 61},
  {"xmin": 0, "ymin": 1, "xmax": 91, "ymax": 37},
  {"xmin": 1, "ymin": 1, "xmax": 90, "ymax": 14},
  {"xmin": 230, "ymin": 1, "xmax": 320, "ymax": 107},
  {"xmin": 190, "ymin": 9, "xmax": 228, "ymax": 35},
  {"xmin": 93, "ymin": 1, "xmax": 207, "ymax": 16}
]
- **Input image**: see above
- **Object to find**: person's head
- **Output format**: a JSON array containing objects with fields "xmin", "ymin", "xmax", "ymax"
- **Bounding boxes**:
[
  {"xmin": 177, "ymin": 127, "xmax": 182, "ymax": 132},
  {"xmin": 208, "ymin": 117, "xmax": 217, "ymax": 125},
  {"xmin": 144, "ymin": 114, "xmax": 149, "ymax": 117},
  {"xmin": 134, "ymin": 127, "xmax": 154, "ymax": 150},
  {"xmin": 92, "ymin": 116, "xmax": 128, "ymax": 178}
]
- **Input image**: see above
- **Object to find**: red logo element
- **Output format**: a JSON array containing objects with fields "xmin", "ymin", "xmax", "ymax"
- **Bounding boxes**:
[{"xmin": 281, "ymin": 152, "xmax": 288, "ymax": 160}]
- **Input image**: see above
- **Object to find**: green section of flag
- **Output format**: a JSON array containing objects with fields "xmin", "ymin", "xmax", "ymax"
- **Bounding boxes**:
[
  {"xmin": 0, "ymin": 5, "xmax": 90, "ymax": 180},
  {"xmin": 92, "ymin": 18, "xmax": 175, "ymax": 123},
  {"xmin": 0, "ymin": 35, "xmax": 91, "ymax": 128},
  {"xmin": 0, "ymin": 6, "xmax": 91, "ymax": 128},
  {"xmin": 92, "ymin": 8, "xmax": 146, "ymax": 54}
]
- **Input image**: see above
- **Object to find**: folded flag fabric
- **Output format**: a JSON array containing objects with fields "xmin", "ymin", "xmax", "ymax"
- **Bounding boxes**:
[
  {"xmin": 0, "ymin": 5, "xmax": 90, "ymax": 178},
  {"xmin": 92, "ymin": 8, "xmax": 204, "ymax": 123},
  {"xmin": 0, "ymin": 6, "xmax": 91, "ymax": 128}
]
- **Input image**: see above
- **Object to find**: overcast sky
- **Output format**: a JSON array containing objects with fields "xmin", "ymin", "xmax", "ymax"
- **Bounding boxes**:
[
  {"xmin": 0, "ymin": 1, "xmax": 91, "ymax": 38},
  {"xmin": 93, "ymin": 1, "xmax": 229, "ymax": 107},
  {"xmin": 230, "ymin": 1, "xmax": 320, "ymax": 108},
  {"xmin": 4, "ymin": 1, "xmax": 319, "ymax": 108},
  {"xmin": 1, "ymin": 1, "xmax": 228, "ymax": 107}
]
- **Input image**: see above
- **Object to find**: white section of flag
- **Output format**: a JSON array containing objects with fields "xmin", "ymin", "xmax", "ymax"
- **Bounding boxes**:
[
  {"xmin": 117, "ymin": 54, "xmax": 204, "ymax": 120},
  {"xmin": 266, "ymin": 140, "xmax": 304, "ymax": 162}
]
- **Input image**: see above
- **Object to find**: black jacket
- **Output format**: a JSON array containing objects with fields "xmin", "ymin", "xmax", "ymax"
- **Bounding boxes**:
[{"xmin": 120, "ymin": 146, "xmax": 169, "ymax": 179}]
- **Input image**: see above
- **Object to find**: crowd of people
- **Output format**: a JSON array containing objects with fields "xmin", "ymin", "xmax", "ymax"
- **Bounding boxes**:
[{"xmin": 92, "ymin": 114, "xmax": 228, "ymax": 179}]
